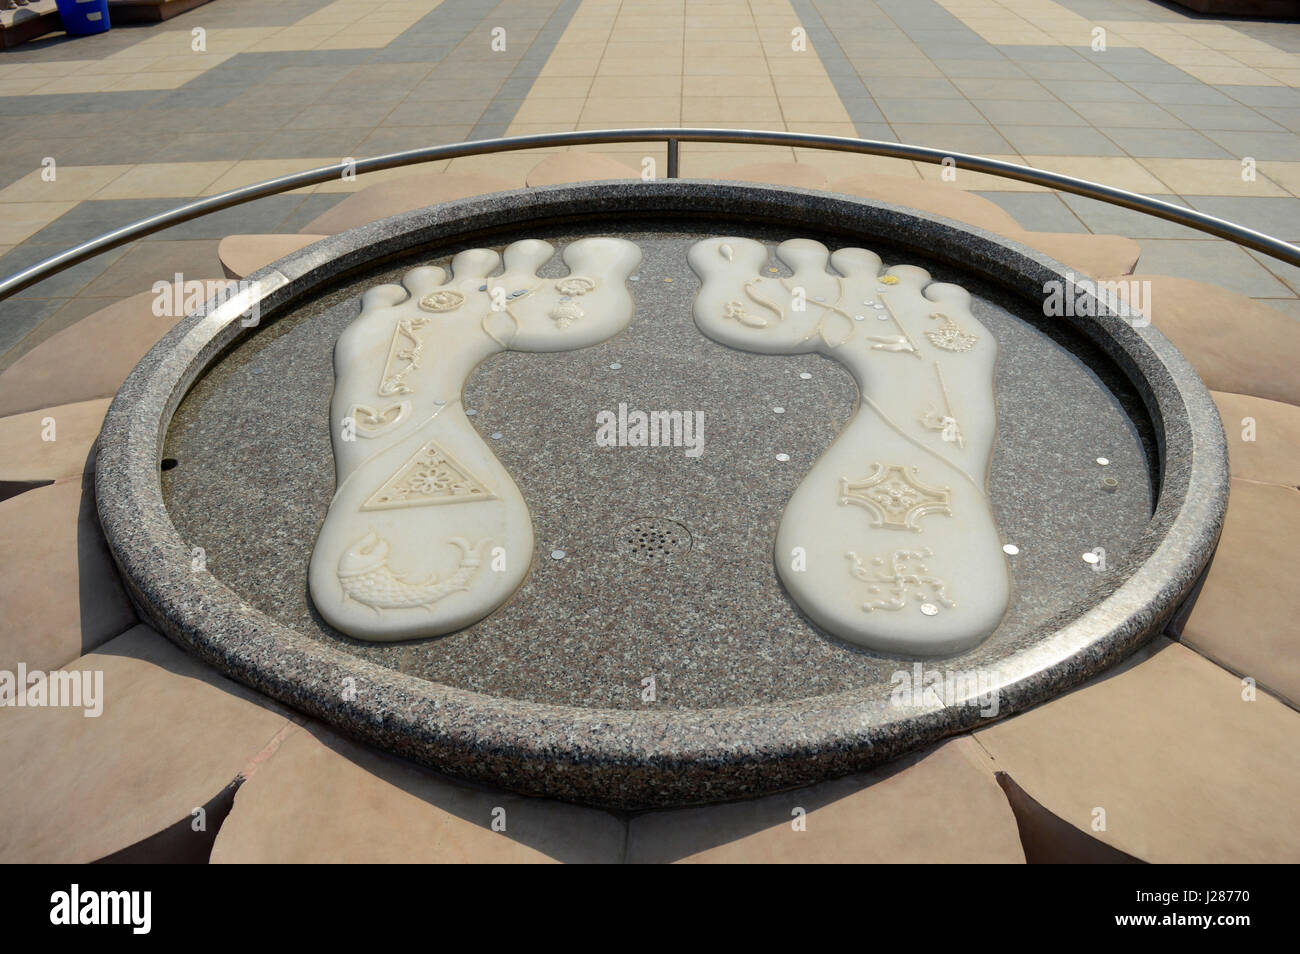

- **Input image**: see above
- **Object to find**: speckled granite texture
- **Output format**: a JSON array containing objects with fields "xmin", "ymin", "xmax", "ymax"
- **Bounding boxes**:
[
  {"xmin": 161, "ymin": 227, "xmax": 1152, "ymax": 710},
  {"xmin": 95, "ymin": 181, "xmax": 1228, "ymax": 807}
]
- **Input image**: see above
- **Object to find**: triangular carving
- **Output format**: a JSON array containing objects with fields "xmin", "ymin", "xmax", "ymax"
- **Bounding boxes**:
[{"xmin": 361, "ymin": 439, "xmax": 495, "ymax": 511}]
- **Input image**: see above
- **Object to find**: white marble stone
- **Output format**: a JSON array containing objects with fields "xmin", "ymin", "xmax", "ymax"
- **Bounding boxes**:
[
  {"xmin": 310, "ymin": 238, "xmax": 642, "ymax": 641},
  {"xmin": 689, "ymin": 237, "xmax": 1009, "ymax": 655}
]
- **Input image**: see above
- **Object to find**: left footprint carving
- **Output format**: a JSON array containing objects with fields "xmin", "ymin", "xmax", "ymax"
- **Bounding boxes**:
[{"xmin": 309, "ymin": 237, "xmax": 642, "ymax": 641}]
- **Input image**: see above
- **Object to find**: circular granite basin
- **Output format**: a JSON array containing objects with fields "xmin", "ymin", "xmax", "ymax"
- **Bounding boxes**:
[{"xmin": 95, "ymin": 181, "xmax": 1228, "ymax": 808}]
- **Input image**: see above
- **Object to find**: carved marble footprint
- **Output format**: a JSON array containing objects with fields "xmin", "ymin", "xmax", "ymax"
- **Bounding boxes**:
[
  {"xmin": 689, "ymin": 237, "xmax": 1010, "ymax": 656},
  {"xmin": 310, "ymin": 237, "xmax": 642, "ymax": 641}
]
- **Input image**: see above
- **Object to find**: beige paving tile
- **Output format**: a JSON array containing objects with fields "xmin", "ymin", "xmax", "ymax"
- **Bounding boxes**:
[
  {"xmin": 793, "ymin": 148, "xmax": 924, "ymax": 180},
  {"xmin": 1021, "ymin": 155, "xmax": 1173, "ymax": 194},
  {"xmin": 512, "ymin": 97, "xmax": 589, "ymax": 124},
  {"xmin": 779, "ymin": 95, "xmax": 852, "ymax": 123},
  {"xmin": 524, "ymin": 77, "xmax": 594, "ymax": 99},
  {"xmin": 596, "ymin": 58, "xmax": 683, "ymax": 76},
  {"xmin": 681, "ymin": 95, "xmax": 784, "ymax": 123},
  {"xmin": 200, "ymin": 158, "xmax": 343, "ymax": 196},
  {"xmin": 0, "ymin": 476, "xmax": 137, "ymax": 681},
  {"xmin": 0, "ymin": 166, "xmax": 133, "ymax": 204},
  {"xmin": 0, "ymin": 398, "xmax": 111, "ymax": 483},
  {"xmin": 627, "ymin": 739, "xmax": 1023, "ymax": 863},
  {"xmin": 581, "ymin": 97, "xmax": 681, "ymax": 124},
  {"xmin": 103, "ymin": 71, "xmax": 204, "ymax": 92},
  {"xmin": 1138, "ymin": 158, "xmax": 1291, "ymax": 197},
  {"xmin": 95, "ymin": 162, "xmax": 238, "ymax": 200},
  {"xmin": 210, "ymin": 723, "xmax": 625, "ymax": 863},
  {"xmin": 0, "ymin": 202, "xmax": 77, "ymax": 245},
  {"xmin": 0, "ymin": 624, "xmax": 293, "ymax": 863},
  {"xmin": 975, "ymin": 638, "xmax": 1300, "ymax": 863},
  {"xmin": 1180, "ymin": 65, "xmax": 1282, "ymax": 87},
  {"xmin": 1258, "ymin": 161, "xmax": 1300, "ymax": 197}
]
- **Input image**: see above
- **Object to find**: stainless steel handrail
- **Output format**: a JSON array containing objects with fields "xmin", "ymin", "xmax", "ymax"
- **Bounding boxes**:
[{"xmin": 3, "ymin": 127, "xmax": 1298, "ymax": 303}]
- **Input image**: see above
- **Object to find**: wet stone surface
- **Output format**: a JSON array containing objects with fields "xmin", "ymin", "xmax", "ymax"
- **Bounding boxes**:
[{"xmin": 162, "ymin": 223, "xmax": 1153, "ymax": 710}]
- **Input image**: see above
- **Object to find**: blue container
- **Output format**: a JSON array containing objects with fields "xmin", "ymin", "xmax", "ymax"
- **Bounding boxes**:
[{"xmin": 55, "ymin": 0, "xmax": 111, "ymax": 36}]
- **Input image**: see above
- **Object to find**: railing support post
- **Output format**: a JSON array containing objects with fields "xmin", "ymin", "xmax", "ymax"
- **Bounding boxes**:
[{"xmin": 667, "ymin": 138, "xmax": 679, "ymax": 179}]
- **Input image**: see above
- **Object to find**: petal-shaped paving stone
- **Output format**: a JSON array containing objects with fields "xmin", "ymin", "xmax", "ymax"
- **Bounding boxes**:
[
  {"xmin": 1018, "ymin": 231, "xmax": 1140, "ymax": 278},
  {"xmin": 210, "ymin": 723, "xmax": 625, "ymax": 863},
  {"xmin": 1115, "ymin": 275, "xmax": 1300, "ymax": 407},
  {"xmin": 524, "ymin": 153, "xmax": 640, "ymax": 187},
  {"xmin": 626, "ymin": 738, "xmax": 1024, "ymax": 863},
  {"xmin": 720, "ymin": 161, "xmax": 831, "ymax": 190},
  {"xmin": 0, "ymin": 477, "xmax": 135, "ymax": 676},
  {"xmin": 0, "ymin": 398, "xmax": 110, "ymax": 484},
  {"xmin": 1211, "ymin": 391, "xmax": 1300, "ymax": 486},
  {"xmin": 974, "ymin": 637, "xmax": 1300, "ymax": 863},
  {"xmin": 0, "ymin": 624, "xmax": 294, "ymax": 863},
  {"xmin": 831, "ymin": 173, "xmax": 1024, "ymax": 235},
  {"xmin": 299, "ymin": 172, "xmax": 517, "ymax": 235},
  {"xmin": 0, "ymin": 280, "xmax": 232, "ymax": 417},
  {"xmin": 1172, "ymin": 479, "xmax": 1300, "ymax": 708},
  {"xmin": 831, "ymin": 173, "xmax": 1139, "ymax": 277},
  {"xmin": 218, "ymin": 233, "xmax": 327, "ymax": 280}
]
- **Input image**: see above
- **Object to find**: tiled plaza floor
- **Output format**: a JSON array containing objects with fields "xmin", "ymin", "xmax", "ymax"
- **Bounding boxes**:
[
  {"xmin": 1, "ymin": 0, "xmax": 1299, "ymax": 863},
  {"xmin": 2, "ymin": 0, "xmax": 1299, "ymax": 367}
]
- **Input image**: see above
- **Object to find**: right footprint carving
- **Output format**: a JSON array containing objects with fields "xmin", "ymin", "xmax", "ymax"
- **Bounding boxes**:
[
  {"xmin": 689, "ymin": 237, "xmax": 1010, "ymax": 656},
  {"xmin": 309, "ymin": 237, "xmax": 642, "ymax": 641}
]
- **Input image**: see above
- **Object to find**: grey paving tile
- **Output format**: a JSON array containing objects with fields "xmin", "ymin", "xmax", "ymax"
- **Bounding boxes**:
[
  {"xmin": 1134, "ymin": 239, "xmax": 1294, "ymax": 297},
  {"xmin": 314, "ymin": 83, "xmax": 409, "ymax": 108},
  {"xmin": 972, "ymin": 99, "xmax": 1088, "ymax": 126},
  {"xmin": 1202, "ymin": 130, "xmax": 1300, "ymax": 161},
  {"xmin": 225, "ymin": 83, "xmax": 333, "ymax": 111},
  {"xmin": 1226, "ymin": 86, "xmax": 1300, "ymax": 109},
  {"xmin": 248, "ymin": 128, "xmax": 372, "ymax": 160},
  {"xmin": 936, "ymin": 59, "xmax": 1029, "ymax": 79},
  {"xmin": 860, "ymin": 77, "xmax": 961, "ymax": 99},
  {"xmin": 1096, "ymin": 62, "xmax": 1199, "ymax": 84},
  {"xmin": 992, "ymin": 44, "xmax": 1087, "ymax": 63},
  {"xmin": 1059, "ymin": 194, "xmax": 1201, "ymax": 240},
  {"xmin": 875, "ymin": 98, "xmax": 985, "ymax": 124},
  {"xmin": 1246, "ymin": 249, "xmax": 1300, "ymax": 297},
  {"xmin": 973, "ymin": 192, "xmax": 1087, "ymax": 232},
  {"xmin": 24, "ymin": 199, "xmax": 179, "ymax": 246},
  {"xmin": 383, "ymin": 99, "xmax": 493, "ymax": 127},
  {"xmin": 1102, "ymin": 127, "xmax": 1234, "ymax": 159},
  {"xmin": 887, "ymin": 122, "xmax": 1013, "ymax": 154},
  {"xmin": 1072, "ymin": 101, "xmax": 1187, "ymax": 128},
  {"xmin": 0, "ymin": 243, "xmax": 130, "ymax": 301},
  {"xmin": 996, "ymin": 124, "xmax": 1125, "ymax": 156},
  {"xmin": 0, "ymin": 297, "xmax": 64, "ymax": 360},
  {"xmin": 151, "ymin": 85, "xmax": 248, "ymax": 110},
  {"xmin": 1128, "ymin": 83, "xmax": 1236, "ymax": 107},
  {"xmin": 1017, "ymin": 60, "xmax": 1113, "ymax": 81},
  {"xmin": 948, "ymin": 77, "xmax": 1057, "ymax": 101},
  {"xmin": 1184, "ymin": 195, "xmax": 1300, "ymax": 242},
  {"xmin": 151, "ymin": 198, "xmax": 310, "ymax": 241},
  {"xmin": 288, "ymin": 103, "xmax": 400, "ymax": 130},
  {"xmin": 1255, "ymin": 297, "xmax": 1300, "ymax": 320},
  {"xmin": 355, "ymin": 125, "xmax": 477, "ymax": 155},
  {"xmin": 1039, "ymin": 80, "xmax": 1150, "ymax": 103},
  {"xmin": 855, "ymin": 60, "xmax": 947, "ymax": 79},
  {"xmin": 1165, "ymin": 104, "xmax": 1285, "ymax": 132},
  {"xmin": 274, "ymin": 194, "xmax": 349, "ymax": 234},
  {"xmin": 153, "ymin": 130, "xmax": 278, "ymax": 163},
  {"xmin": 1258, "ymin": 107, "xmax": 1300, "ymax": 134}
]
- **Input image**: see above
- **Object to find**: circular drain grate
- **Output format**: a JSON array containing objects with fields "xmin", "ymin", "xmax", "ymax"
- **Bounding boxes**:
[{"xmin": 616, "ymin": 517, "xmax": 692, "ymax": 565}]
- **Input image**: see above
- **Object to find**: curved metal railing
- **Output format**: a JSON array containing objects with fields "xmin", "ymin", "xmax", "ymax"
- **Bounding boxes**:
[{"xmin": 2, "ymin": 127, "xmax": 1298, "ymax": 304}]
